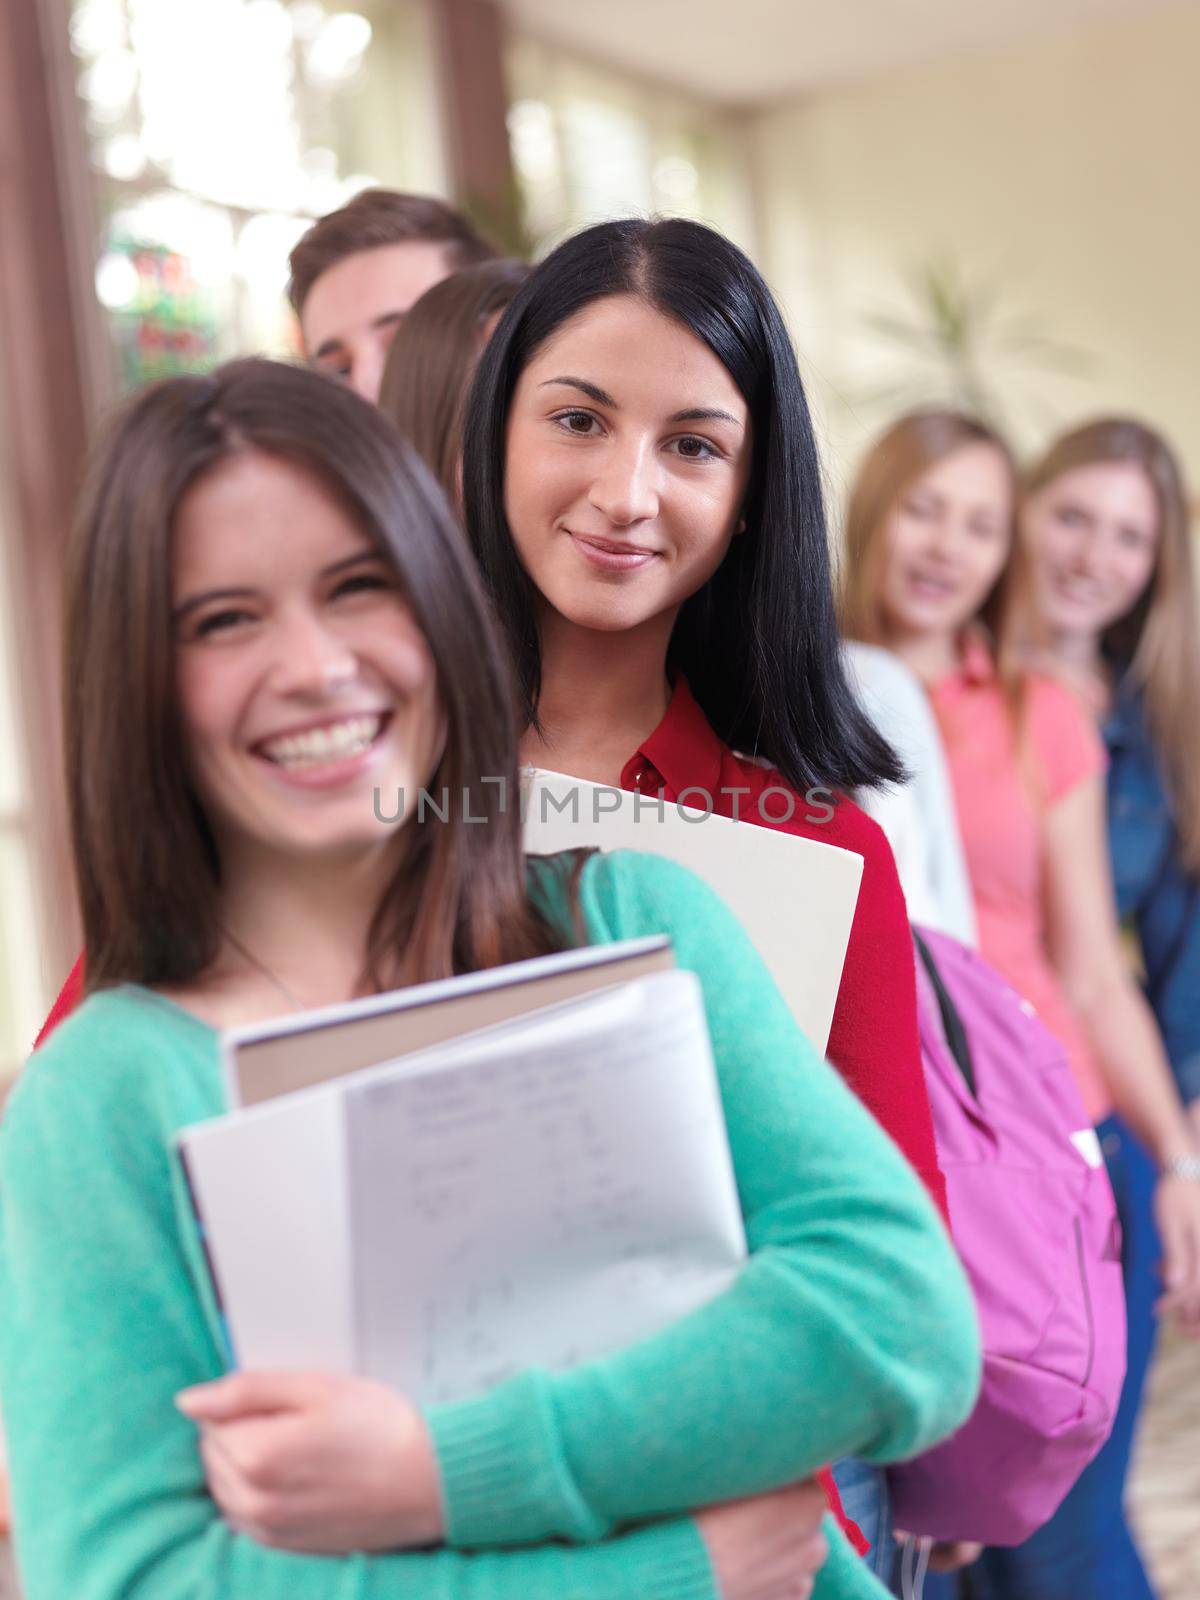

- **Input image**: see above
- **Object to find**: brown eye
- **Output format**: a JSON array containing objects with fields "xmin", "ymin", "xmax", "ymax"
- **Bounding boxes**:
[
  {"xmin": 194, "ymin": 608, "xmax": 253, "ymax": 637},
  {"xmin": 332, "ymin": 574, "xmax": 389, "ymax": 600},
  {"xmin": 554, "ymin": 409, "xmax": 598, "ymax": 435},
  {"xmin": 673, "ymin": 436, "xmax": 718, "ymax": 461}
]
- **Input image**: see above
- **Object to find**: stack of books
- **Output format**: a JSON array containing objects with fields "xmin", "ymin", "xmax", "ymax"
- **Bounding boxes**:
[{"xmin": 178, "ymin": 939, "xmax": 747, "ymax": 1404}]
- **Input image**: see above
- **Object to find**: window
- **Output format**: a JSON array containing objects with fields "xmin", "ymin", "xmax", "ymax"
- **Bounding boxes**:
[
  {"xmin": 506, "ymin": 35, "xmax": 757, "ymax": 258},
  {"xmin": 71, "ymin": 0, "xmax": 448, "ymax": 386},
  {"xmin": 0, "ymin": 489, "xmax": 48, "ymax": 1082}
]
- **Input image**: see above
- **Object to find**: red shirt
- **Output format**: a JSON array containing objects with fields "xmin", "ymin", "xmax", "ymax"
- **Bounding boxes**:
[
  {"xmin": 34, "ymin": 955, "xmax": 84, "ymax": 1050},
  {"xmin": 621, "ymin": 677, "xmax": 948, "ymax": 1224}
]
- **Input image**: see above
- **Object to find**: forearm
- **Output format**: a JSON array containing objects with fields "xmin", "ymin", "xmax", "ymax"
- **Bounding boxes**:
[
  {"xmin": 8, "ymin": 1490, "xmax": 715, "ymax": 1600},
  {"xmin": 1072, "ymin": 965, "xmax": 1197, "ymax": 1163},
  {"xmin": 426, "ymin": 1090, "xmax": 980, "ymax": 1548},
  {"xmin": 430, "ymin": 852, "xmax": 978, "ymax": 1552}
]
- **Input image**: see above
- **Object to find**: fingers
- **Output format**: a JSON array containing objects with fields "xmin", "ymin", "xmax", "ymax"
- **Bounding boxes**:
[
  {"xmin": 696, "ymin": 1480, "xmax": 830, "ymax": 1600},
  {"xmin": 788, "ymin": 1483, "xmax": 828, "ymax": 1541},
  {"xmin": 927, "ymin": 1539, "xmax": 983, "ymax": 1573},
  {"xmin": 796, "ymin": 1528, "xmax": 828, "ymax": 1577},
  {"xmin": 176, "ymin": 1369, "xmax": 330, "ymax": 1423},
  {"xmin": 200, "ymin": 1425, "xmax": 308, "ymax": 1549},
  {"xmin": 1156, "ymin": 1282, "xmax": 1200, "ymax": 1334},
  {"xmin": 1156, "ymin": 1182, "xmax": 1200, "ymax": 1329}
]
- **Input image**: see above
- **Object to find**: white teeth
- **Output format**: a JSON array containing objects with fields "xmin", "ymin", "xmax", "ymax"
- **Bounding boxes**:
[
  {"xmin": 261, "ymin": 715, "xmax": 384, "ymax": 770},
  {"xmin": 911, "ymin": 574, "xmax": 956, "ymax": 596}
]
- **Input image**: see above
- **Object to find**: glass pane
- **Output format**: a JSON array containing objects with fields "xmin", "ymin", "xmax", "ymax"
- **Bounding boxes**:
[
  {"xmin": 506, "ymin": 34, "xmax": 757, "ymax": 257},
  {"xmin": 0, "ymin": 827, "xmax": 44, "ymax": 1081},
  {"xmin": 72, "ymin": 0, "xmax": 446, "ymax": 388}
]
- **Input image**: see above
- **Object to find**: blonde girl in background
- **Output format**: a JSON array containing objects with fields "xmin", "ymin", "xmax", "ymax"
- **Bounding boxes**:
[
  {"xmin": 840, "ymin": 408, "xmax": 1200, "ymax": 1600},
  {"xmin": 1017, "ymin": 418, "xmax": 1200, "ymax": 1134}
]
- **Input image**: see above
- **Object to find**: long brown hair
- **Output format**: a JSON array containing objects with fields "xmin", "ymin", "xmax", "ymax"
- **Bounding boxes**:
[
  {"xmin": 65, "ymin": 357, "xmax": 564, "ymax": 995},
  {"xmin": 378, "ymin": 258, "xmax": 529, "ymax": 507},
  {"xmin": 839, "ymin": 408, "xmax": 1021, "ymax": 653},
  {"xmin": 1019, "ymin": 417, "xmax": 1200, "ymax": 868}
]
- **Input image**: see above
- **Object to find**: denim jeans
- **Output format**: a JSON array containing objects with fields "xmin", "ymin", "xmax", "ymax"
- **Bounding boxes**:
[{"xmin": 831, "ymin": 1456, "xmax": 893, "ymax": 1582}]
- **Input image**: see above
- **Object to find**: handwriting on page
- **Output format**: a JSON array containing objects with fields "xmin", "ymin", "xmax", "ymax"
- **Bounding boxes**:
[{"xmin": 345, "ymin": 974, "xmax": 747, "ymax": 1405}]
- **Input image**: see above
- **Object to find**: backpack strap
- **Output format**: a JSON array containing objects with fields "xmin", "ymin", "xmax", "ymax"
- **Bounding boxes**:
[{"xmin": 913, "ymin": 929, "xmax": 978, "ymax": 1100}]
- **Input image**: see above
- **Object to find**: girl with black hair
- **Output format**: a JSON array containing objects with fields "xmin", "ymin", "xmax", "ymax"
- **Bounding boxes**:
[{"xmin": 460, "ymin": 216, "xmax": 950, "ymax": 1573}]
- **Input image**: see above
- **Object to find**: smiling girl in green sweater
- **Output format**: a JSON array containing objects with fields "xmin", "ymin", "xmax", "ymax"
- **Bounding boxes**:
[{"xmin": 0, "ymin": 360, "xmax": 979, "ymax": 1600}]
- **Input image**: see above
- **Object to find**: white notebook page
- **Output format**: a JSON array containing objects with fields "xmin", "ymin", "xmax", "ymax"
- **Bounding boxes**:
[{"xmin": 346, "ymin": 970, "xmax": 747, "ymax": 1405}]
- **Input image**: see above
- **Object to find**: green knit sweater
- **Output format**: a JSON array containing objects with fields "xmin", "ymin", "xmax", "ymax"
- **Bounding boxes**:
[{"xmin": 0, "ymin": 851, "xmax": 980, "ymax": 1600}]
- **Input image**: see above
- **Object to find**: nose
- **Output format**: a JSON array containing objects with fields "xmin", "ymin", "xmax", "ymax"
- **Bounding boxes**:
[
  {"xmin": 273, "ymin": 608, "xmax": 358, "ymax": 697},
  {"xmin": 1068, "ymin": 528, "xmax": 1103, "ymax": 578},
  {"xmin": 352, "ymin": 324, "xmax": 399, "ymax": 404},
  {"xmin": 349, "ymin": 348, "xmax": 385, "ymax": 404},
  {"xmin": 347, "ymin": 340, "xmax": 390, "ymax": 406},
  {"xmin": 587, "ymin": 436, "xmax": 660, "ymax": 528},
  {"xmin": 926, "ymin": 514, "xmax": 961, "ymax": 563}
]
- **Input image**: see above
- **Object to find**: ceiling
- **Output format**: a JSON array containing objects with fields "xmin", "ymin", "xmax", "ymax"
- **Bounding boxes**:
[{"xmin": 498, "ymin": 0, "xmax": 1174, "ymax": 106}]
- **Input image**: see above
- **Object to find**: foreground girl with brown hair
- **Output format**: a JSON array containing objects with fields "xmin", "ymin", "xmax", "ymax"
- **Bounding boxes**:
[{"xmin": 0, "ymin": 360, "xmax": 979, "ymax": 1600}]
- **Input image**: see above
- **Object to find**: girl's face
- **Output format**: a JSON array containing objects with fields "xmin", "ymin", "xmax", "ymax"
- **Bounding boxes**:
[
  {"xmin": 878, "ymin": 442, "xmax": 1014, "ymax": 646},
  {"xmin": 502, "ymin": 294, "xmax": 752, "ymax": 636},
  {"xmin": 1022, "ymin": 462, "xmax": 1160, "ymax": 643},
  {"xmin": 172, "ymin": 450, "xmax": 444, "ymax": 867}
]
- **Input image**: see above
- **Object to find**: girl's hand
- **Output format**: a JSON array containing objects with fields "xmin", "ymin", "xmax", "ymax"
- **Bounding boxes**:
[
  {"xmin": 176, "ymin": 1371, "xmax": 443, "ymax": 1552},
  {"xmin": 894, "ymin": 1531, "xmax": 983, "ymax": 1574},
  {"xmin": 696, "ymin": 1480, "xmax": 829, "ymax": 1600},
  {"xmin": 927, "ymin": 1539, "xmax": 983, "ymax": 1572},
  {"xmin": 1155, "ymin": 1174, "xmax": 1200, "ymax": 1335}
]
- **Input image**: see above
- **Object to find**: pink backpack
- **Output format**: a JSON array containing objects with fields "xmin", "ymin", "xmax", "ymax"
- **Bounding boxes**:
[{"xmin": 887, "ymin": 927, "xmax": 1127, "ymax": 1546}]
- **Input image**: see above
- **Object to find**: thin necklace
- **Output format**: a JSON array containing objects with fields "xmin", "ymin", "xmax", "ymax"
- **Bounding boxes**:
[{"xmin": 222, "ymin": 927, "xmax": 308, "ymax": 1014}]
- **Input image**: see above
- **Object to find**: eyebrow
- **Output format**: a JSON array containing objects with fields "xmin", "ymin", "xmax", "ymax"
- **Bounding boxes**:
[
  {"xmin": 669, "ymin": 406, "xmax": 743, "ymax": 428},
  {"xmin": 173, "ymin": 551, "xmax": 385, "ymax": 621},
  {"xmin": 313, "ymin": 311, "xmax": 405, "ymax": 361},
  {"xmin": 539, "ymin": 377, "xmax": 742, "ymax": 428},
  {"xmin": 539, "ymin": 376, "xmax": 615, "ymax": 406}
]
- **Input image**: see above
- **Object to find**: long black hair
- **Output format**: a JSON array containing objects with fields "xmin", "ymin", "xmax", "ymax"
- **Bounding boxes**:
[{"xmin": 462, "ymin": 216, "xmax": 900, "ymax": 795}]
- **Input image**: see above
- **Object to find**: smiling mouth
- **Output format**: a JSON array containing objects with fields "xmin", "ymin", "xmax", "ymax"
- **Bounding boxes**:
[
  {"xmin": 906, "ymin": 572, "xmax": 960, "ymax": 599},
  {"xmin": 567, "ymin": 530, "xmax": 659, "ymax": 569},
  {"xmin": 1052, "ymin": 576, "xmax": 1104, "ymax": 605},
  {"xmin": 256, "ymin": 713, "xmax": 390, "ymax": 771}
]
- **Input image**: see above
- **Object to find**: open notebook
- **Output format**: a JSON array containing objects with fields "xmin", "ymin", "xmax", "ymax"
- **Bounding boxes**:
[{"xmin": 177, "ymin": 963, "xmax": 747, "ymax": 1405}]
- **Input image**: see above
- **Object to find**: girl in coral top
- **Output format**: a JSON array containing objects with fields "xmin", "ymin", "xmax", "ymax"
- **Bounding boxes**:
[
  {"xmin": 841, "ymin": 407, "xmax": 1200, "ymax": 1600},
  {"xmin": 456, "ymin": 218, "xmax": 947, "ymax": 1573}
]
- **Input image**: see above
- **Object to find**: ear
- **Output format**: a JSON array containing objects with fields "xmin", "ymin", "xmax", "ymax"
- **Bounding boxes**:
[{"xmin": 733, "ymin": 514, "xmax": 748, "ymax": 537}]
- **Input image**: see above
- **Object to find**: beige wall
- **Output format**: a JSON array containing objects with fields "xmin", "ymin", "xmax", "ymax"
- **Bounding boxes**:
[{"xmin": 749, "ymin": 2, "xmax": 1200, "ymax": 507}]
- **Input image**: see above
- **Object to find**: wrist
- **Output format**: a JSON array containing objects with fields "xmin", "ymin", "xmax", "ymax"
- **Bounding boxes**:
[
  {"xmin": 1156, "ymin": 1120, "xmax": 1200, "ymax": 1170},
  {"xmin": 380, "ymin": 1402, "xmax": 445, "ymax": 1547},
  {"xmin": 405, "ymin": 1413, "xmax": 446, "ymax": 1544},
  {"xmin": 1162, "ymin": 1152, "xmax": 1200, "ymax": 1184}
]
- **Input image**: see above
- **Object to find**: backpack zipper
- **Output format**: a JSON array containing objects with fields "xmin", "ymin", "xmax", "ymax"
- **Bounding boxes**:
[{"xmin": 1074, "ymin": 1216, "xmax": 1096, "ymax": 1389}]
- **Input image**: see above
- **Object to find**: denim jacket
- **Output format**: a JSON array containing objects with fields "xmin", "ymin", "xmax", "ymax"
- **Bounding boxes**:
[{"xmin": 1104, "ymin": 678, "xmax": 1200, "ymax": 1105}]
